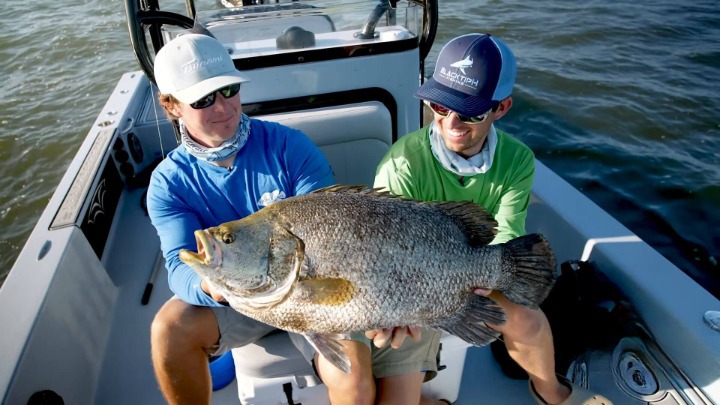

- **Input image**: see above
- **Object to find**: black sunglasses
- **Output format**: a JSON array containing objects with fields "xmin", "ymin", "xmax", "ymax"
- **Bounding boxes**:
[
  {"xmin": 424, "ymin": 100, "xmax": 492, "ymax": 124},
  {"xmin": 190, "ymin": 83, "xmax": 241, "ymax": 109}
]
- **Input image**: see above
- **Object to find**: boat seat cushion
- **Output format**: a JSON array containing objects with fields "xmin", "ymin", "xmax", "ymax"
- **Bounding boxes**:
[
  {"xmin": 231, "ymin": 330, "xmax": 316, "ymax": 379},
  {"xmin": 259, "ymin": 101, "xmax": 393, "ymax": 187}
]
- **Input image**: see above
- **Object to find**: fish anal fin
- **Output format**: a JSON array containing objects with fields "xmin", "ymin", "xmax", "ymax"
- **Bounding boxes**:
[
  {"xmin": 437, "ymin": 295, "xmax": 505, "ymax": 346},
  {"xmin": 297, "ymin": 278, "xmax": 355, "ymax": 306},
  {"xmin": 305, "ymin": 333, "xmax": 351, "ymax": 373},
  {"xmin": 429, "ymin": 201, "xmax": 498, "ymax": 246}
]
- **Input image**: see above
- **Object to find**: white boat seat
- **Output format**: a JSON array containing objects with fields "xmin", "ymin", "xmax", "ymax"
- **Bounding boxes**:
[
  {"xmin": 230, "ymin": 331, "xmax": 472, "ymax": 403},
  {"xmin": 259, "ymin": 100, "xmax": 394, "ymax": 187},
  {"xmin": 231, "ymin": 330, "xmax": 315, "ymax": 380}
]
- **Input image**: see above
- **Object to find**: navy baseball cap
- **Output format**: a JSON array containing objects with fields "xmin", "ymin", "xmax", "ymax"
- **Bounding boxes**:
[{"xmin": 416, "ymin": 33, "xmax": 516, "ymax": 117}]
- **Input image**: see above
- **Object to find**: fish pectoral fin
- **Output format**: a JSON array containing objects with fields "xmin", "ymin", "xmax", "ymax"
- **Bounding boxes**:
[
  {"xmin": 436, "ymin": 295, "xmax": 505, "ymax": 346},
  {"xmin": 297, "ymin": 278, "xmax": 355, "ymax": 306},
  {"xmin": 304, "ymin": 333, "xmax": 351, "ymax": 373}
]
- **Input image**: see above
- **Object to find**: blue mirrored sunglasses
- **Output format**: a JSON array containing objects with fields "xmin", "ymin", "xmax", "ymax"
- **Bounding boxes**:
[
  {"xmin": 190, "ymin": 83, "xmax": 241, "ymax": 109},
  {"xmin": 424, "ymin": 100, "xmax": 492, "ymax": 124}
]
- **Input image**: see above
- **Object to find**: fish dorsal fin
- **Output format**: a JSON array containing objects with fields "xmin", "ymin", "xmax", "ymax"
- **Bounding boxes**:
[
  {"xmin": 310, "ymin": 184, "xmax": 391, "ymax": 196},
  {"xmin": 296, "ymin": 278, "xmax": 355, "ymax": 306},
  {"xmin": 428, "ymin": 200, "xmax": 498, "ymax": 246}
]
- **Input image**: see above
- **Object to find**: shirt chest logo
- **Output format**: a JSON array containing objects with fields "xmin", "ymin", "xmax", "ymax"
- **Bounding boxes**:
[{"xmin": 258, "ymin": 189, "xmax": 287, "ymax": 207}]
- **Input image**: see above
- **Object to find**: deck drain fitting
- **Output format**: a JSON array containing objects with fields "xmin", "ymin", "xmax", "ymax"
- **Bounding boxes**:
[{"xmin": 618, "ymin": 351, "xmax": 658, "ymax": 396}]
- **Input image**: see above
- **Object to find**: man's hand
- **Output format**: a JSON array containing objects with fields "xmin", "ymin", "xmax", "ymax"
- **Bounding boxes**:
[
  {"xmin": 473, "ymin": 287, "xmax": 492, "ymax": 297},
  {"xmin": 201, "ymin": 278, "xmax": 227, "ymax": 303},
  {"xmin": 365, "ymin": 326, "xmax": 422, "ymax": 349}
]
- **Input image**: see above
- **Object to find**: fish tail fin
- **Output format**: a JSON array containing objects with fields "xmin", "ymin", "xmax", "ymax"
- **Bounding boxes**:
[
  {"xmin": 304, "ymin": 333, "xmax": 351, "ymax": 373},
  {"xmin": 501, "ymin": 233, "xmax": 559, "ymax": 308},
  {"xmin": 437, "ymin": 295, "xmax": 504, "ymax": 346}
]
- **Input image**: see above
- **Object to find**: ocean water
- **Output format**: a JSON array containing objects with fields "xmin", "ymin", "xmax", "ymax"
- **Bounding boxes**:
[{"xmin": 1, "ymin": 0, "xmax": 718, "ymax": 297}]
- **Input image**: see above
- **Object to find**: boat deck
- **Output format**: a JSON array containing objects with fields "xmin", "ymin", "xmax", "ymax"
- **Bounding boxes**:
[
  {"xmin": 92, "ymin": 187, "xmax": 537, "ymax": 404},
  {"xmin": 93, "ymin": 186, "xmax": 247, "ymax": 403},
  {"xmin": 89, "ymin": 171, "xmax": 717, "ymax": 404}
]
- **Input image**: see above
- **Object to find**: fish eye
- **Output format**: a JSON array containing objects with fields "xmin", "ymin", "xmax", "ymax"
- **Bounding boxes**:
[{"xmin": 222, "ymin": 233, "xmax": 236, "ymax": 244}]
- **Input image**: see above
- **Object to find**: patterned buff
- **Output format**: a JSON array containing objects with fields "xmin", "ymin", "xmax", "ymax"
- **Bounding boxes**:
[
  {"xmin": 429, "ymin": 121, "xmax": 498, "ymax": 176},
  {"xmin": 179, "ymin": 113, "xmax": 251, "ymax": 162}
]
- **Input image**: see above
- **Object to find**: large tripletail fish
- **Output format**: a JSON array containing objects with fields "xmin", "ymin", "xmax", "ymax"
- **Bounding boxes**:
[{"xmin": 180, "ymin": 185, "xmax": 558, "ymax": 372}]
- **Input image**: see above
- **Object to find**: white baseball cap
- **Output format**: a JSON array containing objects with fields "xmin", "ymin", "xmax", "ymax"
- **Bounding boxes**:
[{"xmin": 154, "ymin": 33, "xmax": 249, "ymax": 104}]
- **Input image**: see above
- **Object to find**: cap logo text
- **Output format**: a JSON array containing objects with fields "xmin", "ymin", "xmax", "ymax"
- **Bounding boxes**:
[
  {"xmin": 439, "ymin": 66, "xmax": 479, "ymax": 90},
  {"xmin": 180, "ymin": 57, "xmax": 222, "ymax": 74}
]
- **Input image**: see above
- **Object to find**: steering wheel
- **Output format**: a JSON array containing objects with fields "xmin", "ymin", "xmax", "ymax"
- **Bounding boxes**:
[
  {"xmin": 125, "ymin": 1, "xmax": 195, "ymax": 84},
  {"xmin": 417, "ymin": 0, "xmax": 437, "ymax": 62}
]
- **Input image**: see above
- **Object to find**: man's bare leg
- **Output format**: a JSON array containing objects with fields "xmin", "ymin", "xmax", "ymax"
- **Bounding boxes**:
[
  {"xmin": 482, "ymin": 290, "xmax": 570, "ymax": 404},
  {"xmin": 150, "ymin": 299, "xmax": 220, "ymax": 405},
  {"xmin": 315, "ymin": 340, "xmax": 375, "ymax": 405},
  {"xmin": 375, "ymin": 373, "xmax": 423, "ymax": 405}
]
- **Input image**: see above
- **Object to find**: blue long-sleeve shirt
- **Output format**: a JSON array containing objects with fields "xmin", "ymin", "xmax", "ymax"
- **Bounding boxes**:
[{"xmin": 147, "ymin": 118, "xmax": 334, "ymax": 306}]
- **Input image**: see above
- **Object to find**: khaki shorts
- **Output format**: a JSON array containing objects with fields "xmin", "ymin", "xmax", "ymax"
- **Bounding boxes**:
[
  {"xmin": 291, "ymin": 327, "xmax": 442, "ymax": 381},
  {"xmin": 207, "ymin": 302, "xmax": 277, "ymax": 355},
  {"xmin": 358, "ymin": 328, "xmax": 442, "ymax": 380},
  {"xmin": 208, "ymin": 303, "xmax": 442, "ymax": 380}
]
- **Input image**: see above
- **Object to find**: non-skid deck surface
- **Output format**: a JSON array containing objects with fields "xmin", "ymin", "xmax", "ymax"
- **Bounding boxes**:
[{"xmin": 93, "ymin": 188, "xmax": 240, "ymax": 404}]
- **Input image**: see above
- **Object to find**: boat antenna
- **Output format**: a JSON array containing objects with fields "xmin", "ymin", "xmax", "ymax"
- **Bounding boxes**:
[{"xmin": 148, "ymin": 82, "xmax": 168, "ymax": 159}]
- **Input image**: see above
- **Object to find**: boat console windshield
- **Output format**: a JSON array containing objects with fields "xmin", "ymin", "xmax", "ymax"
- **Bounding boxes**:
[{"xmin": 127, "ymin": 0, "xmax": 437, "ymax": 84}]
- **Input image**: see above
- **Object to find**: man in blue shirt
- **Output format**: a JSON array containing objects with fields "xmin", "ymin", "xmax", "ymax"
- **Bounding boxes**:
[{"xmin": 146, "ymin": 33, "xmax": 336, "ymax": 403}]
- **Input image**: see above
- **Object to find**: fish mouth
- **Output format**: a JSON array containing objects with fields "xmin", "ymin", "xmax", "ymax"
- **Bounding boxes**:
[{"xmin": 179, "ymin": 230, "xmax": 222, "ymax": 268}]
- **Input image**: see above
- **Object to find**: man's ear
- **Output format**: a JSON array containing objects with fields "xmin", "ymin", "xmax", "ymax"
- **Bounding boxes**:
[
  {"xmin": 492, "ymin": 97, "xmax": 513, "ymax": 120},
  {"xmin": 167, "ymin": 103, "xmax": 183, "ymax": 119}
]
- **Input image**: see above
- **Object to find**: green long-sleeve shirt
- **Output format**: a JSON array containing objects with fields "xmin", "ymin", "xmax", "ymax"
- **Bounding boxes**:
[{"xmin": 374, "ymin": 125, "xmax": 535, "ymax": 244}]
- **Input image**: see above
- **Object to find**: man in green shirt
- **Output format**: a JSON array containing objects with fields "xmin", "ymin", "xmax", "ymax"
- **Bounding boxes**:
[{"xmin": 375, "ymin": 34, "xmax": 611, "ymax": 405}]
